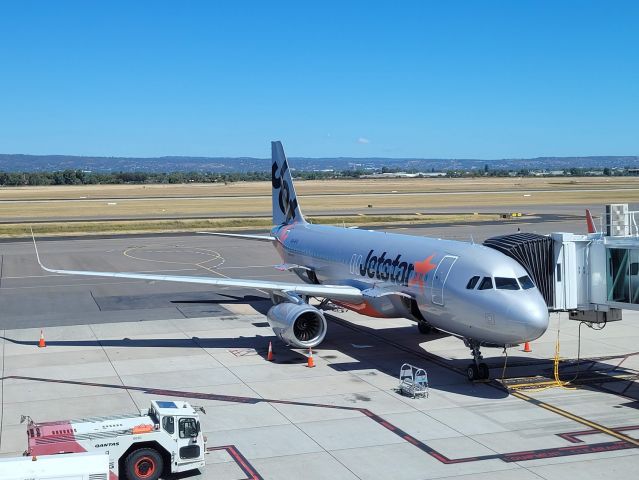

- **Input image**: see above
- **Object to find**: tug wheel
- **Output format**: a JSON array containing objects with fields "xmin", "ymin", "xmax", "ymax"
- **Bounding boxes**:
[{"xmin": 125, "ymin": 448, "xmax": 163, "ymax": 480}]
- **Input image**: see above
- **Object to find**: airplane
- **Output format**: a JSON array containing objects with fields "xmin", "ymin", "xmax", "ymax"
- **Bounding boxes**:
[{"xmin": 33, "ymin": 141, "xmax": 549, "ymax": 381}]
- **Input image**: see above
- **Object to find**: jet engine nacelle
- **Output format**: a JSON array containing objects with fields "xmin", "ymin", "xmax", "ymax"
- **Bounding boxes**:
[{"xmin": 266, "ymin": 302, "xmax": 327, "ymax": 348}]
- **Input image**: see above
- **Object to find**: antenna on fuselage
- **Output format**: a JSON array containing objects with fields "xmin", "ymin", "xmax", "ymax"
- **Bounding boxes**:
[{"xmin": 470, "ymin": 234, "xmax": 475, "ymax": 244}]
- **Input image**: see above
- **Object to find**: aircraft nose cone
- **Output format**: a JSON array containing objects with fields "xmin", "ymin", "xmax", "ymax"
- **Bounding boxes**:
[{"xmin": 524, "ymin": 298, "xmax": 549, "ymax": 341}]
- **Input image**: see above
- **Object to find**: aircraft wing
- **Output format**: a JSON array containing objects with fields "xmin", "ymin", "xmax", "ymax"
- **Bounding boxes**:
[
  {"xmin": 362, "ymin": 286, "xmax": 412, "ymax": 299},
  {"xmin": 32, "ymin": 236, "xmax": 362, "ymax": 302}
]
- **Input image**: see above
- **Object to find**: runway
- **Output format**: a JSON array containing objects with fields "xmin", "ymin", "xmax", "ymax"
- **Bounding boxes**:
[
  {"xmin": 0, "ymin": 216, "xmax": 638, "ymax": 479},
  {"xmin": 2, "ymin": 187, "xmax": 637, "ymax": 203},
  {"xmin": 0, "ymin": 206, "xmax": 588, "ymax": 224}
]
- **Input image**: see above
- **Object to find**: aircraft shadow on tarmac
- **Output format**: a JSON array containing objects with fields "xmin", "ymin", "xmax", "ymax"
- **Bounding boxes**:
[
  {"xmin": 170, "ymin": 293, "xmax": 272, "ymax": 315},
  {"xmin": 1, "ymin": 328, "xmax": 636, "ymax": 402},
  {"xmin": 3, "ymin": 293, "xmax": 638, "ymax": 402}
]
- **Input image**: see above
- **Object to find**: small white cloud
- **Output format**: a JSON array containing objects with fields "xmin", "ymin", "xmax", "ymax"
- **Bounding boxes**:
[{"xmin": 357, "ymin": 137, "xmax": 370, "ymax": 144}]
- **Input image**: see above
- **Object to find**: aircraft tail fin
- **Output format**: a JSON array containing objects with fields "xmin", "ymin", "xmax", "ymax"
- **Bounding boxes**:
[
  {"xmin": 586, "ymin": 209, "xmax": 597, "ymax": 233},
  {"xmin": 272, "ymin": 141, "xmax": 305, "ymax": 225}
]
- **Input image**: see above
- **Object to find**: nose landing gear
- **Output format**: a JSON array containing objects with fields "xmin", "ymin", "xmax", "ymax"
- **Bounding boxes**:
[{"xmin": 465, "ymin": 340, "xmax": 490, "ymax": 381}]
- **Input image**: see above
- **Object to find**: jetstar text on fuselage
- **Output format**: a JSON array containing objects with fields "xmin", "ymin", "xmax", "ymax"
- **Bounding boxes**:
[{"xmin": 359, "ymin": 250, "xmax": 419, "ymax": 286}]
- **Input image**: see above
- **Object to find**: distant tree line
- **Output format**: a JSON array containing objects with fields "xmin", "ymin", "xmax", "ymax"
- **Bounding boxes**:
[
  {"xmin": 0, "ymin": 166, "xmax": 630, "ymax": 187},
  {"xmin": 0, "ymin": 169, "xmax": 348, "ymax": 186}
]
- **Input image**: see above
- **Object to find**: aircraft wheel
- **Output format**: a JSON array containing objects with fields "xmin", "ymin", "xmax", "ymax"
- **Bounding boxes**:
[
  {"xmin": 466, "ymin": 364, "xmax": 479, "ymax": 382},
  {"xmin": 478, "ymin": 362, "xmax": 490, "ymax": 380},
  {"xmin": 417, "ymin": 322, "xmax": 433, "ymax": 334}
]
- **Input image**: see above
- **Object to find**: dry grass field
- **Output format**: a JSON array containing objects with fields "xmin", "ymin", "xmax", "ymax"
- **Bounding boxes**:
[
  {"xmin": 1, "ymin": 176, "xmax": 637, "ymax": 236},
  {"xmin": 1, "ymin": 176, "xmax": 638, "ymax": 200}
]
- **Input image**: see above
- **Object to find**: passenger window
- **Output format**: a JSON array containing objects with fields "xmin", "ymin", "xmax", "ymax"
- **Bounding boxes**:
[
  {"xmin": 179, "ymin": 418, "xmax": 198, "ymax": 438},
  {"xmin": 478, "ymin": 277, "xmax": 493, "ymax": 290},
  {"xmin": 162, "ymin": 416, "xmax": 175, "ymax": 435},
  {"xmin": 518, "ymin": 275, "xmax": 535, "ymax": 289},
  {"xmin": 466, "ymin": 276, "xmax": 480, "ymax": 289},
  {"xmin": 495, "ymin": 277, "xmax": 520, "ymax": 290}
]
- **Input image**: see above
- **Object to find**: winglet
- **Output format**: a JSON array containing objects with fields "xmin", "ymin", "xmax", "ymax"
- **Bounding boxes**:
[
  {"xmin": 586, "ymin": 209, "xmax": 597, "ymax": 234},
  {"xmin": 31, "ymin": 227, "xmax": 42, "ymax": 266},
  {"xmin": 31, "ymin": 228, "xmax": 54, "ymax": 273}
]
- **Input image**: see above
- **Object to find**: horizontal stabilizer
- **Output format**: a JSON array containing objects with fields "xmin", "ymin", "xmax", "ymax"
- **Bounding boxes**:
[{"xmin": 197, "ymin": 232, "xmax": 276, "ymax": 242}]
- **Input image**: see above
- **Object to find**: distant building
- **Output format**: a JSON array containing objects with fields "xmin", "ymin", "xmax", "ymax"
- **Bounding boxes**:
[
  {"xmin": 420, "ymin": 172, "xmax": 447, "ymax": 177},
  {"xmin": 361, "ymin": 172, "xmax": 446, "ymax": 179}
]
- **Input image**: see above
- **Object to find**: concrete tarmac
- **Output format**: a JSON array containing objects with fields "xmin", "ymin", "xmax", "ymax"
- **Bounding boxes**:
[{"xmin": 0, "ymin": 217, "xmax": 637, "ymax": 479}]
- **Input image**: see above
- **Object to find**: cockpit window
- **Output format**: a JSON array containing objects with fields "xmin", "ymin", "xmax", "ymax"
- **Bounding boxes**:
[
  {"xmin": 518, "ymin": 275, "xmax": 535, "ymax": 289},
  {"xmin": 466, "ymin": 276, "xmax": 480, "ymax": 289},
  {"xmin": 478, "ymin": 277, "xmax": 493, "ymax": 290},
  {"xmin": 495, "ymin": 277, "xmax": 520, "ymax": 290}
]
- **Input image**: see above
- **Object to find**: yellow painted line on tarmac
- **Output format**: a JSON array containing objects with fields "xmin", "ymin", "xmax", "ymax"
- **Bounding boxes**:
[
  {"xmin": 510, "ymin": 390, "xmax": 639, "ymax": 447},
  {"xmin": 506, "ymin": 373, "xmax": 638, "ymax": 390}
]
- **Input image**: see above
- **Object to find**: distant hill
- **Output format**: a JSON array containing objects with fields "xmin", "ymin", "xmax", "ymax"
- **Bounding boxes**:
[{"xmin": 0, "ymin": 153, "xmax": 637, "ymax": 173}]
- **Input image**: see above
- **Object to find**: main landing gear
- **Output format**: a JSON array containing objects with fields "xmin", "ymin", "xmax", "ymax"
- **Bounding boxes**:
[
  {"xmin": 465, "ymin": 340, "xmax": 490, "ymax": 381},
  {"xmin": 417, "ymin": 321, "xmax": 439, "ymax": 335},
  {"xmin": 417, "ymin": 321, "xmax": 434, "ymax": 334}
]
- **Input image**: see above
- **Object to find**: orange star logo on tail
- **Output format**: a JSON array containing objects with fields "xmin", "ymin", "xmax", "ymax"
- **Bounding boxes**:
[{"xmin": 409, "ymin": 255, "xmax": 437, "ymax": 289}]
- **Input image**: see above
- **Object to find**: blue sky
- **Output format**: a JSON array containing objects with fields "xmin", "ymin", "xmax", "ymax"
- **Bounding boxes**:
[{"xmin": 0, "ymin": 1, "xmax": 637, "ymax": 158}]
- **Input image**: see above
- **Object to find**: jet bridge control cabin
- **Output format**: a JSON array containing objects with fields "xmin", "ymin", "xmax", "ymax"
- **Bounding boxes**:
[{"xmin": 484, "ymin": 204, "xmax": 639, "ymax": 324}]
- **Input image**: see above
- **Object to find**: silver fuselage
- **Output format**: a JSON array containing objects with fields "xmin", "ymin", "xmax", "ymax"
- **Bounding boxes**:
[{"xmin": 272, "ymin": 222, "xmax": 549, "ymax": 346}]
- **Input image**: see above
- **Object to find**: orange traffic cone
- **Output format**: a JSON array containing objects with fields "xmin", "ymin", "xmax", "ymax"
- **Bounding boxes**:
[
  {"xmin": 38, "ymin": 330, "xmax": 46, "ymax": 348},
  {"xmin": 307, "ymin": 348, "xmax": 315, "ymax": 368},
  {"xmin": 523, "ymin": 341, "xmax": 532, "ymax": 353},
  {"xmin": 267, "ymin": 341, "xmax": 274, "ymax": 361}
]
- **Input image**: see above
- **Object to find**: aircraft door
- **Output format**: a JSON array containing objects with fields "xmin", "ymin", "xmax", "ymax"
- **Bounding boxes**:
[{"xmin": 431, "ymin": 255, "xmax": 457, "ymax": 306}]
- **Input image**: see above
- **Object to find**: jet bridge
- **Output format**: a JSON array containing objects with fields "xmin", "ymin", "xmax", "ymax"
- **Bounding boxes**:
[{"xmin": 485, "ymin": 204, "xmax": 639, "ymax": 324}]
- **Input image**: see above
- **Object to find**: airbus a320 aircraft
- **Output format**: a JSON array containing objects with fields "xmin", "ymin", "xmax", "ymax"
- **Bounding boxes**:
[{"xmin": 34, "ymin": 141, "xmax": 549, "ymax": 381}]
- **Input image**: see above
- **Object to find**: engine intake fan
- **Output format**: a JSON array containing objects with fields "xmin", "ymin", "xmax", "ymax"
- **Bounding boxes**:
[{"xmin": 267, "ymin": 302, "xmax": 327, "ymax": 348}]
